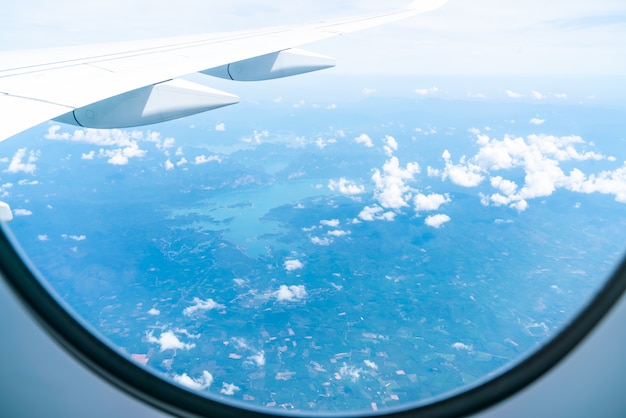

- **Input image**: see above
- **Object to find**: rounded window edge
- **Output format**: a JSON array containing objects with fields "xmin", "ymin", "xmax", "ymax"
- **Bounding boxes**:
[{"xmin": 1, "ymin": 221, "xmax": 626, "ymax": 418}]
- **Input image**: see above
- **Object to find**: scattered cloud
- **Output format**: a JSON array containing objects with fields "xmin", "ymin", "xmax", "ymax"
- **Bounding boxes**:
[
  {"xmin": 194, "ymin": 154, "xmax": 222, "ymax": 165},
  {"xmin": 315, "ymin": 137, "xmax": 336, "ymax": 149},
  {"xmin": 220, "ymin": 382, "xmax": 240, "ymax": 396},
  {"xmin": 274, "ymin": 285, "xmax": 307, "ymax": 302},
  {"xmin": 183, "ymin": 297, "xmax": 225, "ymax": 316},
  {"xmin": 452, "ymin": 342, "xmax": 473, "ymax": 351},
  {"xmin": 247, "ymin": 351, "xmax": 266, "ymax": 367},
  {"xmin": 355, "ymin": 134, "xmax": 374, "ymax": 148},
  {"xmin": 441, "ymin": 150, "xmax": 484, "ymax": 187},
  {"xmin": 284, "ymin": 259, "xmax": 303, "ymax": 271},
  {"xmin": 383, "ymin": 135, "xmax": 398, "ymax": 157},
  {"xmin": 363, "ymin": 360, "xmax": 378, "ymax": 370},
  {"xmin": 505, "ymin": 90, "xmax": 523, "ymax": 99},
  {"xmin": 531, "ymin": 90, "xmax": 546, "ymax": 100},
  {"xmin": 327, "ymin": 229, "xmax": 350, "ymax": 237},
  {"xmin": 362, "ymin": 87, "xmax": 377, "ymax": 95},
  {"xmin": 357, "ymin": 205, "xmax": 396, "ymax": 222},
  {"xmin": 98, "ymin": 142, "xmax": 146, "ymax": 165},
  {"xmin": 425, "ymin": 214, "xmax": 451, "ymax": 228},
  {"xmin": 372, "ymin": 156, "xmax": 420, "ymax": 209},
  {"xmin": 61, "ymin": 234, "xmax": 86, "ymax": 241},
  {"xmin": 320, "ymin": 219, "xmax": 340, "ymax": 228},
  {"xmin": 174, "ymin": 371, "xmax": 213, "ymax": 391},
  {"xmin": 328, "ymin": 178, "xmax": 366, "ymax": 195},
  {"xmin": 415, "ymin": 86, "xmax": 439, "ymax": 96},
  {"xmin": 338, "ymin": 364, "xmax": 363, "ymax": 382},
  {"xmin": 44, "ymin": 125, "xmax": 180, "ymax": 165},
  {"xmin": 81, "ymin": 151, "xmax": 95, "ymax": 160},
  {"xmin": 148, "ymin": 308, "xmax": 160, "ymax": 315},
  {"xmin": 413, "ymin": 193, "xmax": 451, "ymax": 212},
  {"xmin": 530, "ymin": 118, "xmax": 546, "ymax": 125},
  {"xmin": 37, "ymin": 234, "xmax": 49, "ymax": 241},
  {"xmin": 13, "ymin": 208, "xmax": 32, "ymax": 216},
  {"xmin": 311, "ymin": 236, "xmax": 333, "ymax": 245},
  {"xmin": 215, "ymin": 122, "xmax": 225, "ymax": 131},
  {"xmin": 146, "ymin": 330, "xmax": 196, "ymax": 352},
  {"xmin": 5, "ymin": 148, "xmax": 39, "ymax": 174},
  {"xmin": 447, "ymin": 131, "xmax": 613, "ymax": 210},
  {"xmin": 241, "ymin": 130, "xmax": 268, "ymax": 144}
]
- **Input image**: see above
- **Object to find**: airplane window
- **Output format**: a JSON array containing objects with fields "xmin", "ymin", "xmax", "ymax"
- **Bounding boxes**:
[{"xmin": 1, "ymin": 1, "xmax": 626, "ymax": 417}]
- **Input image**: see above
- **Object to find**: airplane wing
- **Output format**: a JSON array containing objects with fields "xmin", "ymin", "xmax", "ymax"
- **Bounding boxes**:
[{"xmin": 0, "ymin": 0, "xmax": 446, "ymax": 144}]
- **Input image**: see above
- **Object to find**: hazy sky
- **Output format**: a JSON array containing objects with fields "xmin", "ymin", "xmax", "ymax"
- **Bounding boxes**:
[{"xmin": 1, "ymin": 0, "xmax": 625, "ymax": 75}]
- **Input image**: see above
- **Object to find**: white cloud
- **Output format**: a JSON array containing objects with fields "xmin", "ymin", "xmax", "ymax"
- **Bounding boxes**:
[
  {"xmin": 362, "ymin": 87, "xmax": 377, "ymax": 95},
  {"xmin": 452, "ymin": 342, "xmax": 473, "ymax": 351},
  {"xmin": 164, "ymin": 159, "xmax": 174, "ymax": 170},
  {"xmin": 174, "ymin": 371, "xmax": 213, "ymax": 391},
  {"xmin": 427, "ymin": 166, "xmax": 441, "ymax": 177},
  {"xmin": 413, "ymin": 193, "xmax": 451, "ymax": 212},
  {"xmin": 274, "ymin": 285, "xmax": 307, "ymax": 302},
  {"xmin": 357, "ymin": 205, "xmax": 396, "ymax": 222},
  {"xmin": 441, "ymin": 151, "xmax": 484, "ymax": 187},
  {"xmin": 530, "ymin": 118, "xmax": 546, "ymax": 125},
  {"xmin": 61, "ymin": 234, "xmax": 86, "ymax": 241},
  {"xmin": 320, "ymin": 219, "xmax": 340, "ymax": 228},
  {"xmin": 456, "ymin": 131, "xmax": 613, "ymax": 210},
  {"xmin": 284, "ymin": 259, "xmax": 303, "ymax": 271},
  {"xmin": 505, "ymin": 90, "xmax": 523, "ymax": 98},
  {"xmin": 363, "ymin": 360, "xmax": 378, "ymax": 370},
  {"xmin": 311, "ymin": 236, "xmax": 333, "ymax": 245},
  {"xmin": 490, "ymin": 176, "xmax": 518, "ymax": 195},
  {"xmin": 241, "ymin": 130, "xmax": 268, "ymax": 144},
  {"xmin": 99, "ymin": 142, "xmax": 147, "ymax": 165},
  {"xmin": 415, "ymin": 86, "xmax": 439, "ymax": 96},
  {"xmin": 315, "ymin": 137, "xmax": 336, "ymax": 149},
  {"xmin": 146, "ymin": 330, "xmax": 196, "ymax": 352},
  {"xmin": 13, "ymin": 208, "xmax": 32, "ymax": 216},
  {"xmin": 247, "ymin": 351, "xmax": 266, "ymax": 367},
  {"xmin": 160, "ymin": 137, "xmax": 175, "ymax": 150},
  {"xmin": 555, "ymin": 93, "xmax": 568, "ymax": 99},
  {"xmin": 148, "ymin": 308, "xmax": 160, "ymax": 315},
  {"xmin": 425, "ymin": 214, "xmax": 451, "ymax": 228},
  {"xmin": 37, "ymin": 234, "xmax": 49, "ymax": 241},
  {"xmin": 45, "ymin": 126, "xmax": 169, "ymax": 165},
  {"xmin": 328, "ymin": 178, "xmax": 366, "ymax": 195},
  {"xmin": 220, "ymin": 383, "xmax": 240, "ymax": 396},
  {"xmin": 383, "ymin": 135, "xmax": 398, "ymax": 156},
  {"xmin": 339, "ymin": 364, "xmax": 363, "ymax": 382},
  {"xmin": 327, "ymin": 230, "xmax": 350, "ymax": 237},
  {"xmin": 5, "ymin": 148, "xmax": 39, "ymax": 174},
  {"xmin": 355, "ymin": 133, "xmax": 374, "ymax": 148},
  {"xmin": 194, "ymin": 154, "xmax": 222, "ymax": 165},
  {"xmin": 372, "ymin": 156, "xmax": 420, "ymax": 209},
  {"xmin": 215, "ymin": 122, "xmax": 225, "ymax": 131},
  {"xmin": 531, "ymin": 90, "xmax": 545, "ymax": 100},
  {"xmin": 183, "ymin": 297, "xmax": 225, "ymax": 316}
]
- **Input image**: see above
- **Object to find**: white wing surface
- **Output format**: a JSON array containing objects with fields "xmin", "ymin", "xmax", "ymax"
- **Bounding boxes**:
[{"xmin": 0, "ymin": 0, "xmax": 446, "ymax": 142}]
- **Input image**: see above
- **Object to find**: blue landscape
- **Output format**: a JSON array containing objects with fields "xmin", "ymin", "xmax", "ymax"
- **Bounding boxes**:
[{"xmin": 2, "ymin": 75, "xmax": 626, "ymax": 412}]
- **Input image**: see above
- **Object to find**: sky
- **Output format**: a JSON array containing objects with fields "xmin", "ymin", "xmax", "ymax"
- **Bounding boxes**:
[{"xmin": 1, "ymin": 0, "xmax": 625, "ymax": 75}]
